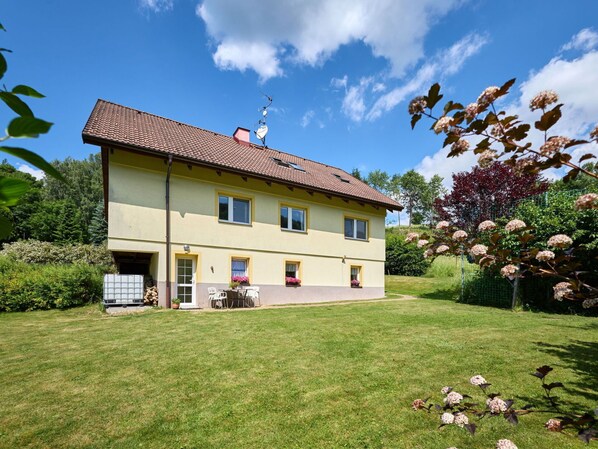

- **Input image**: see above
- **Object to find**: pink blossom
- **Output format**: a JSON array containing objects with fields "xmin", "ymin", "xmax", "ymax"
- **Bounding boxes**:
[
  {"xmin": 405, "ymin": 232, "xmax": 419, "ymax": 243},
  {"xmin": 452, "ymin": 230, "xmax": 468, "ymax": 241},
  {"xmin": 478, "ymin": 220, "xmax": 497, "ymax": 232},
  {"xmin": 477, "ymin": 150, "xmax": 496, "ymax": 168},
  {"xmin": 408, "ymin": 96, "xmax": 427, "ymax": 115},
  {"xmin": 469, "ymin": 244, "xmax": 487, "ymax": 257},
  {"xmin": 505, "ymin": 219, "xmax": 526, "ymax": 232},
  {"xmin": 433, "ymin": 116, "xmax": 454, "ymax": 134},
  {"xmin": 436, "ymin": 245, "xmax": 450, "ymax": 254},
  {"xmin": 417, "ymin": 239, "xmax": 429, "ymax": 248},
  {"xmin": 496, "ymin": 439, "xmax": 518, "ymax": 449},
  {"xmin": 477, "ymin": 86, "xmax": 500, "ymax": 107},
  {"xmin": 436, "ymin": 221, "xmax": 450, "ymax": 230},
  {"xmin": 529, "ymin": 90, "xmax": 558, "ymax": 111},
  {"xmin": 539, "ymin": 136, "xmax": 571, "ymax": 155},
  {"xmin": 500, "ymin": 264, "xmax": 518, "ymax": 278},
  {"xmin": 547, "ymin": 234, "xmax": 573, "ymax": 249},
  {"xmin": 575, "ymin": 193, "xmax": 598, "ymax": 210},
  {"xmin": 536, "ymin": 250, "xmax": 555, "ymax": 262},
  {"xmin": 487, "ymin": 397, "xmax": 508, "ymax": 414},
  {"xmin": 553, "ymin": 282, "xmax": 573, "ymax": 301}
]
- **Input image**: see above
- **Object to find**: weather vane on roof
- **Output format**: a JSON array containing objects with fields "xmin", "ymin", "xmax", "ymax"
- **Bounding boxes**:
[{"xmin": 254, "ymin": 93, "xmax": 272, "ymax": 147}]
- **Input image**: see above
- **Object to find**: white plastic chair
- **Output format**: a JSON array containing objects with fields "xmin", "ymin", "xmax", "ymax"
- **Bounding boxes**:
[
  {"xmin": 208, "ymin": 287, "xmax": 227, "ymax": 309},
  {"xmin": 244, "ymin": 286, "xmax": 260, "ymax": 307}
]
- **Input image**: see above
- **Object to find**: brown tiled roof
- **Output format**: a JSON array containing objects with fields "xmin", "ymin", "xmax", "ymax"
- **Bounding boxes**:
[{"xmin": 82, "ymin": 100, "xmax": 402, "ymax": 210}]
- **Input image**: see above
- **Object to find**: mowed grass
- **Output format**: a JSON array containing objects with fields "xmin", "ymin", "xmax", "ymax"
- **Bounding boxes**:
[{"xmin": 1, "ymin": 300, "xmax": 596, "ymax": 449}]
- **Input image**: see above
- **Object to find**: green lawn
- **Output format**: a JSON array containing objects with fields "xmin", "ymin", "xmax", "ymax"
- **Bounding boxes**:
[{"xmin": 1, "ymin": 300, "xmax": 596, "ymax": 449}]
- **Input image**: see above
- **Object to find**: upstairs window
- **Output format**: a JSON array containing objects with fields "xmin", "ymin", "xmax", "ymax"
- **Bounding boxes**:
[
  {"xmin": 281, "ymin": 205, "xmax": 306, "ymax": 232},
  {"xmin": 344, "ymin": 217, "xmax": 368, "ymax": 240},
  {"xmin": 219, "ymin": 195, "xmax": 251, "ymax": 224}
]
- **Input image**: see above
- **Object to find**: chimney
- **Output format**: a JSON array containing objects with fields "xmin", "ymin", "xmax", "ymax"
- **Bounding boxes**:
[{"xmin": 233, "ymin": 127, "xmax": 251, "ymax": 146}]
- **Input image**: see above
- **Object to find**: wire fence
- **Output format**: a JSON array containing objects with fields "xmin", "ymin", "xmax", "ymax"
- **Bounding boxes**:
[{"xmin": 458, "ymin": 188, "xmax": 590, "ymax": 310}]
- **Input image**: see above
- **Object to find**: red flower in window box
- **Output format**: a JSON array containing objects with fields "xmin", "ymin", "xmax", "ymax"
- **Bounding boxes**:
[
  {"xmin": 285, "ymin": 277, "xmax": 301, "ymax": 286},
  {"xmin": 351, "ymin": 279, "xmax": 361, "ymax": 288}
]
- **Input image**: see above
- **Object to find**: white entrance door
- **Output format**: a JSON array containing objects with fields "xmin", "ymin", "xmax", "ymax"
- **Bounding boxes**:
[{"xmin": 176, "ymin": 257, "xmax": 196, "ymax": 308}]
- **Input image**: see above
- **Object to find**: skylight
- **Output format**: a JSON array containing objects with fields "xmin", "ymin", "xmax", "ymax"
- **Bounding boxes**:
[
  {"xmin": 271, "ymin": 157, "xmax": 306, "ymax": 172},
  {"xmin": 333, "ymin": 173, "xmax": 351, "ymax": 183}
]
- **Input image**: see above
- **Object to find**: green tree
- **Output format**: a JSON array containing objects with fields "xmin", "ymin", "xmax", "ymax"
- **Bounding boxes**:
[
  {"xmin": 28, "ymin": 200, "xmax": 86, "ymax": 244},
  {"xmin": 88, "ymin": 201, "xmax": 107, "ymax": 244},
  {"xmin": 350, "ymin": 168, "xmax": 363, "ymax": 181},
  {"xmin": 399, "ymin": 170, "xmax": 428, "ymax": 227},
  {"xmin": 44, "ymin": 154, "xmax": 103, "ymax": 237},
  {"xmin": 365, "ymin": 169, "xmax": 390, "ymax": 194}
]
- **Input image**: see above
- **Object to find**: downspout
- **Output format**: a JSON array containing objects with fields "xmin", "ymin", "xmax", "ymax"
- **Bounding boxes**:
[{"xmin": 165, "ymin": 154, "xmax": 173, "ymax": 308}]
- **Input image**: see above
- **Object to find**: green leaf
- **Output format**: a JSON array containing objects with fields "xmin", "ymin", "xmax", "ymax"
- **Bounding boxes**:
[
  {"xmin": 534, "ymin": 104, "xmax": 562, "ymax": 132},
  {"xmin": 410, "ymin": 113, "xmax": 421, "ymax": 129},
  {"xmin": 0, "ymin": 52, "xmax": 6, "ymax": 80},
  {"xmin": 12, "ymin": 84, "xmax": 45, "ymax": 98},
  {"xmin": 0, "ymin": 91, "xmax": 34, "ymax": 117},
  {"xmin": 0, "ymin": 146, "xmax": 65, "ymax": 181},
  {"xmin": 0, "ymin": 176, "xmax": 30, "ymax": 207},
  {"xmin": 426, "ymin": 83, "xmax": 443, "ymax": 110},
  {"xmin": 7, "ymin": 116, "xmax": 53, "ymax": 138},
  {"xmin": 0, "ymin": 212, "xmax": 12, "ymax": 240}
]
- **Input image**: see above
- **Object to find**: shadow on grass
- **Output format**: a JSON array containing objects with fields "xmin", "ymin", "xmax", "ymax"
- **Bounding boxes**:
[
  {"xmin": 418, "ymin": 287, "xmax": 460, "ymax": 301},
  {"xmin": 517, "ymin": 324, "xmax": 598, "ymax": 413}
]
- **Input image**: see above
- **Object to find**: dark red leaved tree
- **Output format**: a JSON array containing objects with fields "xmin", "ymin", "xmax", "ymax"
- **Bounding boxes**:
[{"xmin": 434, "ymin": 161, "xmax": 548, "ymax": 232}]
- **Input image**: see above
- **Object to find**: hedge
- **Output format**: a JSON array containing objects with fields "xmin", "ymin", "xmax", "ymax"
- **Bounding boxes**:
[
  {"xmin": 0, "ymin": 257, "xmax": 104, "ymax": 312},
  {"xmin": 385, "ymin": 234, "xmax": 430, "ymax": 276},
  {"xmin": 0, "ymin": 240, "xmax": 114, "ymax": 266}
]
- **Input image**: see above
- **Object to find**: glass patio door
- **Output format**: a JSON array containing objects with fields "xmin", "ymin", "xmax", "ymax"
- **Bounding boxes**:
[{"xmin": 176, "ymin": 257, "xmax": 195, "ymax": 308}]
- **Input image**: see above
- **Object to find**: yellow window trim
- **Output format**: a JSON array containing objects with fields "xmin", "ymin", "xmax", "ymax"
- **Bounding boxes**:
[
  {"xmin": 216, "ymin": 190, "xmax": 255, "ymax": 226},
  {"xmin": 278, "ymin": 201, "xmax": 309, "ymax": 234},
  {"xmin": 283, "ymin": 259, "xmax": 303, "ymax": 284},
  {"xmin": 350, "ymin": 264, "xmax": 363, "ymax": 287},
  {"xmin": 230, "ymin": 255, "xmax": 252, "ymax": 283},
  {"xmin": 343, "ymin": 215, "xmax": 370, "ymax": 241}
]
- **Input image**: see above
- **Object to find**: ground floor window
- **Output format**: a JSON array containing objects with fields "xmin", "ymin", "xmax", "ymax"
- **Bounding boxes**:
[
  {"xmin": 231, "ymin": 257, "xmax": 249, "ymax": 284},
  {"xmin": 350, "ymin": 265, "xmax": 362, "ymax": 288},
  {"xmin": 285, "ymin": 261, "xmax": 301, "ymax": 286}
]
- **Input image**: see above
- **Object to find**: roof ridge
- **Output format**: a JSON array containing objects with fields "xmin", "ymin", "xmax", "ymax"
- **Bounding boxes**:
[{"xmin": 95, "ymin": 99, "xmax": 349, "ymax": 174}]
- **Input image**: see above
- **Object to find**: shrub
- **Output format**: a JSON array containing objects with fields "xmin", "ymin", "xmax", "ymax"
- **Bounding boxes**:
[
  {"xmin": 385, "ymin": 234, "xmax": 430, "ymax": 276},
  {"xmin": 0, "ymin": 256, "xmax": 104, "ymax": 311},
  {"xmin": 0, "ymin": 239, "xmax": 114, "ymax": 267}
]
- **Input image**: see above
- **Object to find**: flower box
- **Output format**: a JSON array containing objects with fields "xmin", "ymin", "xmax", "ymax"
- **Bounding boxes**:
[
  {"xmin": 351, "ymin": 280, "xmax": 361, "ymax": 288},
  {"xmin": 285, "ymin": 277, "xmax": 301, "ymax": 287}
]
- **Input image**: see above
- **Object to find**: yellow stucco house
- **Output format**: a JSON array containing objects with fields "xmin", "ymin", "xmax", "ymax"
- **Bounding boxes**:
[{"xmin": 82, "ymin": 100, "xmax": 401, "ymax": 308}]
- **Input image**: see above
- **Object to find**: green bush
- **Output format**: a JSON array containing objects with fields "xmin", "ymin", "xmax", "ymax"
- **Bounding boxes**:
[
  {"xmin": 0, "ymin": 257, "xmax": 104, "ymax": 312},
  {"xmin": 0, "ymin": 240, "xmax": 114, "ymax": 267},
  {"xmin": 385, "ymin": 234, "xmax": 430, "ymax": 276},
  {"xmin": 460, "ymin": 272, "xmax": 513, "ymax": 309}
]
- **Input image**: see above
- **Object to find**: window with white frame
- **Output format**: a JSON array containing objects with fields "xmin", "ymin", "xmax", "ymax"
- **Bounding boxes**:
[
  {"xmin": 285, "ymin": 261, "xmax": 301, "ymax": 285},
  {"xmin": 219, "ymin": 195, "xmax": 251, "ymax": 224},
  {"xmin": 280, "ymin": 205, "xmax": 306, "ymax": 232},
  {"xmin": 350, "ymin": 265, "xmax": 362, "ymax": 287},
  {"xmin": 231, "ymin": 258, "xmax": 249, "ymax": 282},
  {"xmin": 344, "ymin": 217, "xmax": 368, "ymax": 240}
]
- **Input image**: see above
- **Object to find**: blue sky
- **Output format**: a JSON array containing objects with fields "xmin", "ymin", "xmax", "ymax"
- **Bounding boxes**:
[{"xmin": 2, "ymin": 0, "xmax": 598, "ymax": 193}]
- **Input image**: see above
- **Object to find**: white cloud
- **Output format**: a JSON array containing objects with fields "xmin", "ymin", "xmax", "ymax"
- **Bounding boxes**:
[
  {"xmin": 414, "ymin": 36, "xmax": 598, "ymax": 189},
  {"xmin": 561, "ymin": 28, "xmax": 598, "ymax": 53},
  {"xmin": 330, "ymin": 75, "xmax": 348, "ymax": 90},
  {"xmin": 197, "ymin": 0, "xmax": 463, "ymax": 81},
  {"xmin": 341, "ymin": 77, "xmax": 373, "ymax": 121},
  {"xmin": 300, "ymin": 110, "xmax": 315, "ymax": 127},
  {"xmin": 17, "ymin": 164, "xmax": 45, "ymax": 180},
  {"xmin": 367, "ymin": 33, "xmax": 488, "ymax": 120},
  {"xmin": 372, "ymin": 83, "xmax": 386, "ymax": 93},
  {"xmin": 139, "ymin": 0, "xmax": 174, "ymax": 12}
]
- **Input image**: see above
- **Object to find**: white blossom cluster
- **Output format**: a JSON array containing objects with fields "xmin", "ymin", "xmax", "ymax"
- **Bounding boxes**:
[
  {"xmin": 500, "ymin": 264, "xmax": 518, "ymax": 278},
  {"xmin": 405, "ymin": 232, "xmax": 419, "ymax": 243},
  {"xmin": 469, "ymin": 375, "xmax": 487, "ymax": 386},
  {"xmin": 464, "ymin": 102, "xmax": 479, "ymax": 120},
  {"xmin": 440, "ymin": 386, "xmax": 452, "ymax": 395},
  {"xmin": 505, "ymin": 219, "xmax": 526, "ymax": 232},
  {"xmin": 436, "ymin": 221, "xmax": 450, "ymax": 230},
  {"xmin": 443, "ymin": 391, "xmax": 463, "ymax": 406},
  {"xmin": 469, "ymin": 245, "xmax": 488, "ymax": 257},
  {"xmin": 547, "ymin": 234, "xmax": 573, "ymax": 248},
  {"xmin": 451, "ymin": 139, "xmax": 469, "ymax": 154},
  {"xmin": 582, "ymin": 298, "xmax": 598, "ymax": 308},
  {"xmin": 535, "ymin": 250, "xmax": 555, "ymax": 262},
  {"xmin": 434, "ymin": 116, "xmax": 454, "ymax": 134},
  {"xmin": 496, "ymin": 439, "xmax": 518, "ymax": 449},
  {"xmin": 539, "ymin": 136, "xmax": 571, "ymax": 155},
  {"xmin": 553, "ymin": 282, "xmax": 573, "ymax": 301},
  {"xmin": 417, "ymin": 239, "xmax": 429, "ymax": 248},
  {"xmin": 477, "ymin": 86, "xmax": 500, "ymax": 108},
  {"xmin": 478, "ymin": 220, "xmax": 497, "ymax": 232},
  {"xmin": 452, "ymin": 230, "xmax": 468, "ymax": 241},
  {"xmin": 477, "ymin": 150, "xmax": 497, "ymax": 168},
  {"xmin": 487, "ymin": 397, "xmax": 508, "ymax": 414},
  {"xmin": 575, "ymin": 192, "xmax": 598, "ymax": 210},
  {"xmin": 408, "ymin": 96, "xmax": 427, "ymax": 115},
  {"xmin": 453, "ymin": 413, "xmax": 469, "ymax": 427},
  {"xmin": 436, "ymin": 245, "xmax": 450, "ymax": 254},
  {"xmin": 441, "ymin": 412, "xmax": 454, "ymax": 424},
  {"xmin": 529, "ymin": 90, "xmax": 558, "ymax": 111}
]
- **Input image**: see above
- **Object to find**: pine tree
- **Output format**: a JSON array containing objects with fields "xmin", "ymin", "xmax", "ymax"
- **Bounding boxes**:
[{"xmin": 88, "ymin": 201, "xmax": 107, "ymax": 245}]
